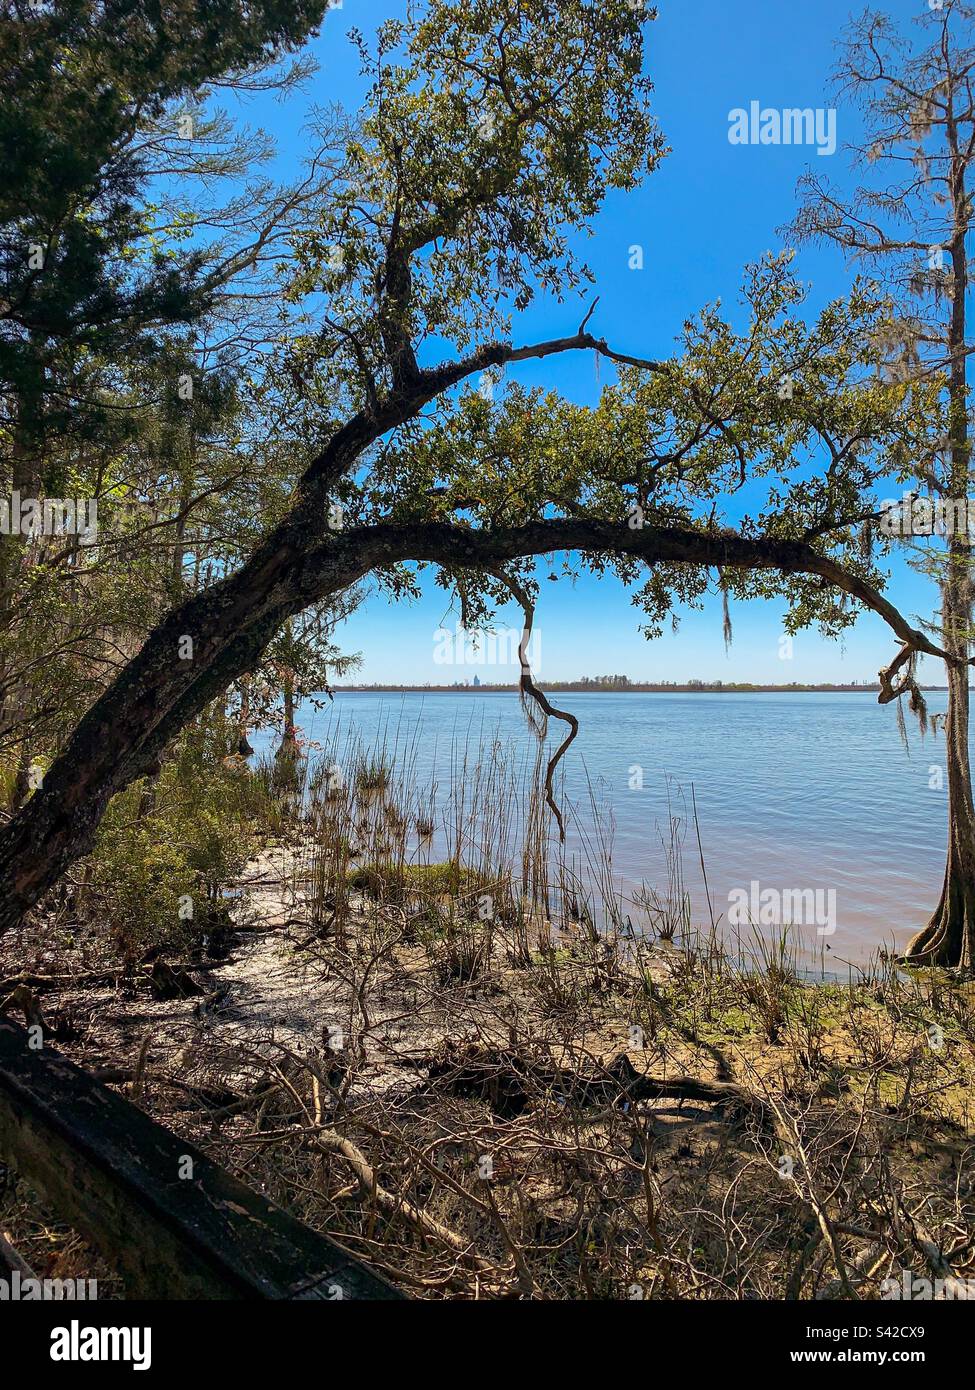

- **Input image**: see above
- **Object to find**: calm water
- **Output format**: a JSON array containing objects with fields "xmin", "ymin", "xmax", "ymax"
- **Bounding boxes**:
[{"xmin": 255, "ymin": 691, "xmax": 955, "ymax": 967}]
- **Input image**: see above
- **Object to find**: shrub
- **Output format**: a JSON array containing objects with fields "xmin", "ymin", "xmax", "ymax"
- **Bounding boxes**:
[{"xmin": 85, "ymin": 728, "xmax": 262, "ymax": 961}]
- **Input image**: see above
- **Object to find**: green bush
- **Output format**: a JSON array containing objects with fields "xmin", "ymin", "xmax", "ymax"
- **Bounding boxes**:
[{"xmin": 87, "ymin": 727, "xmax": 264, "ymax": 961}]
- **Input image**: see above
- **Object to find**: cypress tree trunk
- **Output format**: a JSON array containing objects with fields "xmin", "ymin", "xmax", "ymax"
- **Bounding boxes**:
[
  {"xmin": 903, "ymin": 181, "xmax": 975, "ymax": 970},
  {"xmin": 273, "ymin": 662, "xmax": 301, "ymax": 797},
  {"xmin": 236, "ymin": 674, "xmax": 254, "ymax": 758},
  {"xmin": 1, "ymin": 376, "xmax": 46, "ymax": 804},
  {"xmin": 904, "ymin": 599, "xmax": 975, "ymax": 969}
]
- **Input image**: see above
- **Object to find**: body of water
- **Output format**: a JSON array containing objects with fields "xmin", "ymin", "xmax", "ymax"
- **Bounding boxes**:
[{"xmin": 254, "ymin": 690, "xmax": 954, "ymax": 967}]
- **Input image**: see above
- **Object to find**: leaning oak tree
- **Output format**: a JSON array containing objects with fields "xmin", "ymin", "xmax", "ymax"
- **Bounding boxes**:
[
  {"xmin": 0, "ymin": 0, "xmax": 662, "ymax": 927},
  {"xmin": 0, "ymin": 0, "xmax": 958, "ymax": 950}
]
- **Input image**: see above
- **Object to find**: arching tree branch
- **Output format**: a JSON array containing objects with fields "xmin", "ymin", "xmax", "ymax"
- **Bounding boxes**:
[{"xmin": 0, "ymin": 513, "xmax": 959, "ymax": 936}]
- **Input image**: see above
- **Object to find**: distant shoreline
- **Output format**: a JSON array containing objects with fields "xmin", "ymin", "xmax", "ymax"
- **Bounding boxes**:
[{"xmin": 332, "ymin": 683, "xmax": 950, "ymax": 695}]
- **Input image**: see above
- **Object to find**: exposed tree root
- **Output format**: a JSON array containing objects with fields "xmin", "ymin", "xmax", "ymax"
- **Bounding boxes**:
[{"xmin": 903, "ymin": 876, "xmax": 975, "ymax": 972}]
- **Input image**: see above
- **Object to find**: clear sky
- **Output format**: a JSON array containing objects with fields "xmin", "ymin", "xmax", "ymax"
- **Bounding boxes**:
[{"xmin": 238, "ymin": 0, "xmax": 950, "ymax": 685}]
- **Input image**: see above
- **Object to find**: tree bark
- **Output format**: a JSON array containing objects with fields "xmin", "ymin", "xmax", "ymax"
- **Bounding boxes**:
[
  {"xmin": 273, "ymin": 633, "xmax": 301, "ymax": 795},
  {"xmin": 236, "ymin": 673, "xmax": 254, "ymax": 758},
  {"xmin": 904, "ymin": 574, "xmax": 975, "ymax": 969},
  {"xmin": 903, "ymin": 124, "xmax": 975, "ymax": 970}
]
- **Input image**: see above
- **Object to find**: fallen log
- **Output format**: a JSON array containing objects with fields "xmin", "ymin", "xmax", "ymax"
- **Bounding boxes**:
[
  {"xmin": 0, "ymin": 969, "xmax": 123, "ymax": 995},
  {"xmin": 424, "ymin": 1043, "xmax": 770, "ymax": 1127}
]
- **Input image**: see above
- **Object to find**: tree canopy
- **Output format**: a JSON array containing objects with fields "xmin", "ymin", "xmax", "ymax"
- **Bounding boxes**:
[{"xmin": 0, "ymin": 0, "xmax": 968, "ymax": 962}]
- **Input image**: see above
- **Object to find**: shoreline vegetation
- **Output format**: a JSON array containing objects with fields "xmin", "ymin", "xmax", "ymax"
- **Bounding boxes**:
[
  {"xmin": 2, "ymin": 727, "xmax": 974, "ymax": 1300},
  {"xmin": 333, "ymin": 682, "xmax": 949, "ymax": 694}
]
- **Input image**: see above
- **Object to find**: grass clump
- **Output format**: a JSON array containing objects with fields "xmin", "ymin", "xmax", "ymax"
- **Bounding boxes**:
[{"xmin": 347, "ymin": 860, "xmax": 488, "ymax": 901}]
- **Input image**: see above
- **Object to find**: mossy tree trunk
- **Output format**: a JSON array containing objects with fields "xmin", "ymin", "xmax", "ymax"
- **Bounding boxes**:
[
  {"xmin": 905, "ymin": 646, "xmax": 975, "ymax": 968},
  {"xmin": 904, "ymin": 159, "xmax": 975, "ymax": 970}
]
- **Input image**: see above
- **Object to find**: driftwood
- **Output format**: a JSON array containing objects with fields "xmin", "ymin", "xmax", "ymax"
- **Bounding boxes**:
[
  {"xmin": 91, "ymin": 1059, "xmax": 292, "ymax": 1118},
  {"xmin": 0, "ymin": 963, "xmax": 236, "ymax": 1000},
  {"xmin": 309, "ymin": 1128, "xmax": 500, "ymax": 1278},
  {"xmin": 0, "ymin": 968, "xmax": 122, "ymax": 995},
  {"xmin": 424, "ymin": 1042, "xmax": 769, "ymax": 1126}
]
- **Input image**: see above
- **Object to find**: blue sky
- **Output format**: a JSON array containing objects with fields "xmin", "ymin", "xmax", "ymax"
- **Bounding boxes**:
[{"xmin": 238, "ymin": 0, "xmax": 949, "ymax": 685}]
